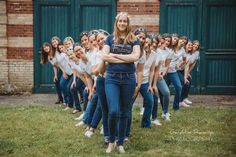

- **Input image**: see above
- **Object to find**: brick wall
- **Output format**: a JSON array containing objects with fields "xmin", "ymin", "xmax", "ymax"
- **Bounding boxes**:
[
  {"xmin": 0, "ymin": 0, "xmax": 33, "ymax": 94},
  {"xmin": 117, "ymin": 0, "xmax": 160, "ymax": 34}
]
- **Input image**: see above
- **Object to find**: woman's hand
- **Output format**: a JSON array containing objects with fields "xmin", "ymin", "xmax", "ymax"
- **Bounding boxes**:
[{"xmin": 63, "ymin": 72, "xmax": 68, "ymax": 79}]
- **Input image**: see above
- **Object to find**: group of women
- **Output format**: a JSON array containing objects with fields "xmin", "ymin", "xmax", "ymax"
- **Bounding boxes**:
[{"xmin": 40, "ymin": 12, "xmax": 200, "ymax": 153}]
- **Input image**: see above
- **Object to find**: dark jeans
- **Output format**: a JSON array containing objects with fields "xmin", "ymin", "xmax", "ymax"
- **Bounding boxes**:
[
  {"xmin": 96, "ymin": 76, "xmax": 109, "ymax": 137},
  {"xmin": 60, "ymin": 74, "xmax": 73, "ymax": 107},
  {"xmin": 70, "ymin": 77, "xmax": 85, "ymax": 110},
  {"xmin": 177, "ymin": 70, "xmax": 191, "ymax": 101},
  {"xmin": 105, "ymin": 72, "xmax": 136, "ymax": 146},
  {"xmin": 55, "ymin": 69, "xmax": 63, "ymax": 102}
]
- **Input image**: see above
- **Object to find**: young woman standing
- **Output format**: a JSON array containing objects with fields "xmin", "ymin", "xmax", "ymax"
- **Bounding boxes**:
[{"xmin": 102, "ymin": 12, "xmax": 140, "ymax": 153}]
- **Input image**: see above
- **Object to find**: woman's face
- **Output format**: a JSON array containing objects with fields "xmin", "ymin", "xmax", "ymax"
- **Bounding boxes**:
[
  {"xmin": 151, "ymin": 38, "xmax": 158, "ymax": 50},
  {"xmin": 97, "ymin": 33, "xmax": 106, "ymax": 50},
  {"xmin": 164, "ymin": 37, "xmax": 171, "ymax": 47},
  {"xmin": 43, "ymin": 45, "xmax": 50, "ymax": 53},
  {"xmin": 144, "ymin": 38, "xmax": 151, "ymax": 52},
  {"xmin": 186, "ymin": 42, "xmax": 193, "ymax": 52},
  {"xmin": 81, "ymin": 35, "xmax": 89, "ymax": 50},
  {"xmin": 74, "ymin": 45, "xmax": 86, "ymax": 60},
  {"xmin": 64, "ymin": 40, "xmax": 73, "ymax": 49},
  {"xmin": 51, "ymin": 39, "xmax": 59, "ymax": 48},
  {"xmin": 89, "ymin": 34, "xmax": 97, "ymax": 49},
  {"xmin": 192, "ymin": 43, "xmax": 199, "ymax": 52},
  {"xmin": 172, "ymin": 36, "xmax": 179, "ymax": 46},
  {"xmin": 178, "ymin": 39, "xmax": 185, "ymax": 47},
  {"xmin": 58, "ymin": 45, "xmax": 66, "ymax": 53},
  {"xmin": 117, "ymin": 15, "xmax": 128, "ymax": 32},
  {"xmin": 136, "ymin": 32, "xmax": 146, "ymax": 47}
]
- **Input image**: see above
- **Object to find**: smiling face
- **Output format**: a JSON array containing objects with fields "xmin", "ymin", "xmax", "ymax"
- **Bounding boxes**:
[
  {"xmin": 58, "ymin": 45, "xmax": 66, "ymax": 53},
  {"xmin": 89, "ymin": 34, "xmax": 97, "ymax": 49},
  {"xmin": 116, "ymin": 15, "xmax": 128, "ymax": 33},
  {"xmin": 43, "ymin": 45, "xmax": 50, "ymax": 53},
  {"xmin": 164, "ymin": 37, "xmax": 171, "ymax": 47},
  {"xmin": 51, "ymin": 39, "xmax": 59, "ymax": 48},
  {"xmin": 172, "ymin": 36, "xmax": 179, "ymax": 46},
  {"xmin": 186, "ymin": 42, "xmax": 193, "ymax": 52},
  {"xmin": 97, "ymin": 33, "xmax": 106, "ymax": 50},
  {"xmin": 74, "ymin": 45, "xmax": 86, "ymax": 60},
  {"xmin": 192, "ymin": 43, "xmax": 199, "ymax": 52},
  {"xmin": 64, "ymin": 40, "xmax": 73, "ymax": 49},
  {"xmin": 81, "ymin": 35, "xmax": 89, "ymax": 50},
  {"xmin": 144, "ymin": 38, "xmax": 151, "ymax": 52},
  {"xmin": 136, "ymin": 32, "xmax": 146, "ymax": 47}
]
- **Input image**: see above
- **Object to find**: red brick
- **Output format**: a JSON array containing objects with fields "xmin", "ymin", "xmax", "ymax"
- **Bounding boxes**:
[
  {"xmin": 7, "ymin": 47, "xmax": 33, "ymax": 60},
  {"xmin": 117, "ymin": 2, "xmax": 160, "ymax": 15},
  {"xmin": 7, "ymin": 25, "xmax": 33, "ymax": 37},
  {"xmin": 7, "ymin": 1, "xmax": 33, "ymax": 14}
]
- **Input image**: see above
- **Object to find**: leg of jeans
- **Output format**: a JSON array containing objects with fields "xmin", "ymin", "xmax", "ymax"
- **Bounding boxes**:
[
  {"xmin": 70, "ymin": 77, "xmax": 81, "ymax": 110},
  {"xmin": 157, "ymin": 79, "xmax": 170, "ymax": 114},
  {"xmin": 168, "ymin": 73, "xmax": 182, "ymax": 111},
  {"xmin": 77, "ymin": 78, "xmax": 85, "ymax": 103},
  {"xmin": 96, "ymin": 76, "xmax": 109, "ymax": 137},
  {"xmin": 126, "ymin": 96, "xmax": 136, "ymax": 137},
  {"xmin": 55, "ymin": 69, "xmax": 63, "ymax": 102},
  {"xmin": 90, "ymin": 100, "xmax": 102, "ymax": 129},
  {"xmin": 83, "ymin": 93, "xmax": 98, "ymax": 125},
  {"xmin": 105, "ymin": 78, "xmax": 120, "ymax": 143},
  {"xmin": 60, "ymin": 75, "xmax": 70, "ymax": 104},
  {"xmin": 178, "ymin": 70, "xmax": 185, "ymax": 102},
  {"xmin": 83, "ymin": 89, "xmax": 89, "ymax": 111},
  {"xmin": 67, "ymin": 75, "xmax": 74, "ymax": 108},
  {"xmin": 117, "ymin": 74, "xmax": 136, "ymax": 146},
  {"xmin": 183, "ymin": 76, "xmax": 192, "ymax": 100},
  {"xmin": 139, "ymin": 83, "xmax": 153, "ymax": 128},
  {"xmin": 152, "ymin": 93, "xmax": 158, "ymax": 120}
]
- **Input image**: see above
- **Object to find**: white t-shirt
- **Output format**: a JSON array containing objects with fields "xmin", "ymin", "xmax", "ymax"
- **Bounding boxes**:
[
  {"xmin": 56, "ymin": 52, "xmax": 73, "ymax": 75},
  {"xmin": 155, "ymin": 48, "xmax": 173, "ymax": 73},
  {"xmin": 48, "ymin": 51, "xmax": 60, "ymax": 66},
  {"xmin": 168, "ymin": 47, "xmax": 186, "ymax": 73},
  {"xmin": 188, "ymin": 51, "xmax": 199, "ymax": 64},
  {"xmin": 142, "ymin": 51, "xmax": 156, "ymax": 84}
]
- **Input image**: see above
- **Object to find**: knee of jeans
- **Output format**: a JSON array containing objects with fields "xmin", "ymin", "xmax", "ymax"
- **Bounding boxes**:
[
  {"xmin": 119, "ymin": 111, "xmax": 129, "ymax": 118},
  {"xmin": 108, "ymin": 111, "xmax": 118, "ymax": 118},
  {"xmin": 163, "ymin": 90, "xmax": 170, "ymax": 97},
  {"xmin": 176, "ymin": 85, "xmax": 182, "ymax": 92}
]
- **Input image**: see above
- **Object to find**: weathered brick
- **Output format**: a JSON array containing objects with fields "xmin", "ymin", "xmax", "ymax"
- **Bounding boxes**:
[
  {"xmin": 0, "ymin": 48, "xmax": 7, "ymax": 59},
  {"xmin": 7, "ymin": 25, "xmax": 33, "ymax": 37},
  {"xmin": 8, "ymin": 14, "xmax": 33, "ymax": 25},
  {"xmin": 8, "ymin": 37, "xmax": 33, "ymax": 47},
  {"xmin": 0, "ymin": 37, "xmax": 7, "ymax": 47},
  {"xmin": 0, "ymin": 1, "xmax": 6, "ymax": 14},
  {"xmin": 129, "ymin": 15, "xmax": 159, "ymax": 26},
  {"xmin": 7, "ymin": 47, "xmax": 33, "ymax": 60},
  {"xmin": 7, "ymin": 1, "xmax": 33, "ymax": 14},
  {"xmin": 0, "ymin": 25, "xmax": 7, "ymax": 37}
]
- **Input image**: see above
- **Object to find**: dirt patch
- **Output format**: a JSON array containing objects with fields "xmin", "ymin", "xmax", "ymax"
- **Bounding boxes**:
[{"xmin": 0, "ymin": 94, "xmax": 235, "ymax": 108}]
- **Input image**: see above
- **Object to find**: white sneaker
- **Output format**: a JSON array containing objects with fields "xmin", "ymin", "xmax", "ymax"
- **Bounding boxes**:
[
  {"xmin": 63, "ymin": 107, "xmax": 71, "ymax": 111},
  {"xmin": 117, "ymin": 145, "xmax": 125, "ymax": 154},
  {"xmin": 140, "ymin": 107, "xmax": 144, "ymax": 115},
  {"xmin": 74, "ymin": 113, "xmax": 84, "ymax": 121},
  {"xmin": 84, "ymin": 130, "xmax": 94, "ymax": 138},
  {"xmin": 75, "ymin": 121, "xmax": 85, "ymax": 127},
  {"xmin": 151, "ymin": 119, "xmax": 162, "ymax": 126},
  {"xmin": 184, "ymin": 98, "xmax": 192, "ymax": 104},
  {"xmin": 152, "ymin": 119, "xmax": 162, "ymax": 126},
  {"xmin": 163, "ymin": 113, "xmax": 171, "ymax": 121},
  {"xmin": 106, "ymin": 143, "xmax": 115, "ymax": 153},
  {"xmin": 100, "ymin": 125, "xmax": 104, "ymax": 135},
  {"xmin": 180, "ymin": 102, "xmax": 190, "ymax": 107}
]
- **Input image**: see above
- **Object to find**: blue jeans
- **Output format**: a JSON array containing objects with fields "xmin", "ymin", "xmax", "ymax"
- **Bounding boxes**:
[
  {"xmin": 55, "ymin": 69, "xmax": 63, "ymax": 102},
  {"xmin": 153, "ymin": 79, "xmax": 170, "ymax": 119},
  {"xmin": 83, "ymin": 92, "xmax": 98, "ymax": 125},
  {"xmin": 83, "ymin": 89, "xmax": 89, "ymax": 111},
  {"xmin": 181, "ymin": 75, "xmax": 192, "ymax": 101},
  {"xmin": 96, "ymin": 76, "xmax": 109, "ymax": 137},
  {"xmin": 165, "ymin": 72, "xmax": 182, "ymax": 111},
  {"xmin": 60, "ymin": 74, "xmax": 73, "ymax": 106},
  {"xmin": 70, "ymin": 77, "xmax": 85, "ymax": 110},
  {"xmin": 90, "ymin": 100, "xmax": 102, "ymax": 129},
  {"xmin": 105, "ymin": 72, "xmax": 136, "ymax": 146}
]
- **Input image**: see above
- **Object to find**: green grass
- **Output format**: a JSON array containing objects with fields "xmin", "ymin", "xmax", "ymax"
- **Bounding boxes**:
[{"xmin": 0, "ymin": 105, "xmax": 235, "ymax": 157}]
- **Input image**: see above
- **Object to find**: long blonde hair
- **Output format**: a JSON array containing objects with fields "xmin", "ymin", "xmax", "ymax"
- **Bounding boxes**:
[{"xmin": 113, "ymin": 12, "xmax": 136, "ymax": 45}]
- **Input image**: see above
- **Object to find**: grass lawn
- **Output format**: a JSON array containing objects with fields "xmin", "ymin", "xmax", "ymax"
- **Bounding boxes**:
[{"xmin": 0, "ymin": 105, "xmax": 235, "ymax": 157}]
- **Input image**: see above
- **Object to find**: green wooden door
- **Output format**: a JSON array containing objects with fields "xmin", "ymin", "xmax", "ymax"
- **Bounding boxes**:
[
  {"xmin": 160, "ymin": 0, "xmax": 236, "ymax": 94},
  {"xmin": 201, "ymin": 0, "xmax": 236, "ymax": 94},
  {"xmin": 33, "ymin": 0, "xmax": 116, "ymax": 93}
]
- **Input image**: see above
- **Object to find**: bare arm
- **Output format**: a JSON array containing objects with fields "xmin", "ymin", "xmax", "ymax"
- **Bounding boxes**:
[
  {"xmin": 102, "ymin": 45, "xmax": 126, "ymax": 63},
  {"xmin": 162, "ymin": 58, "xmax": 171, "ymax": 76},
  {"xmin": 111, "ymin": 45, "xmax": 141, "ymax": 63}
]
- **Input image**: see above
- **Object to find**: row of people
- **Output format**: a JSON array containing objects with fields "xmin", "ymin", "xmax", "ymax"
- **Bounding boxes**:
[{"xmin": 40, "ymin": 12, "xmax": 200, "ymax": 153}]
